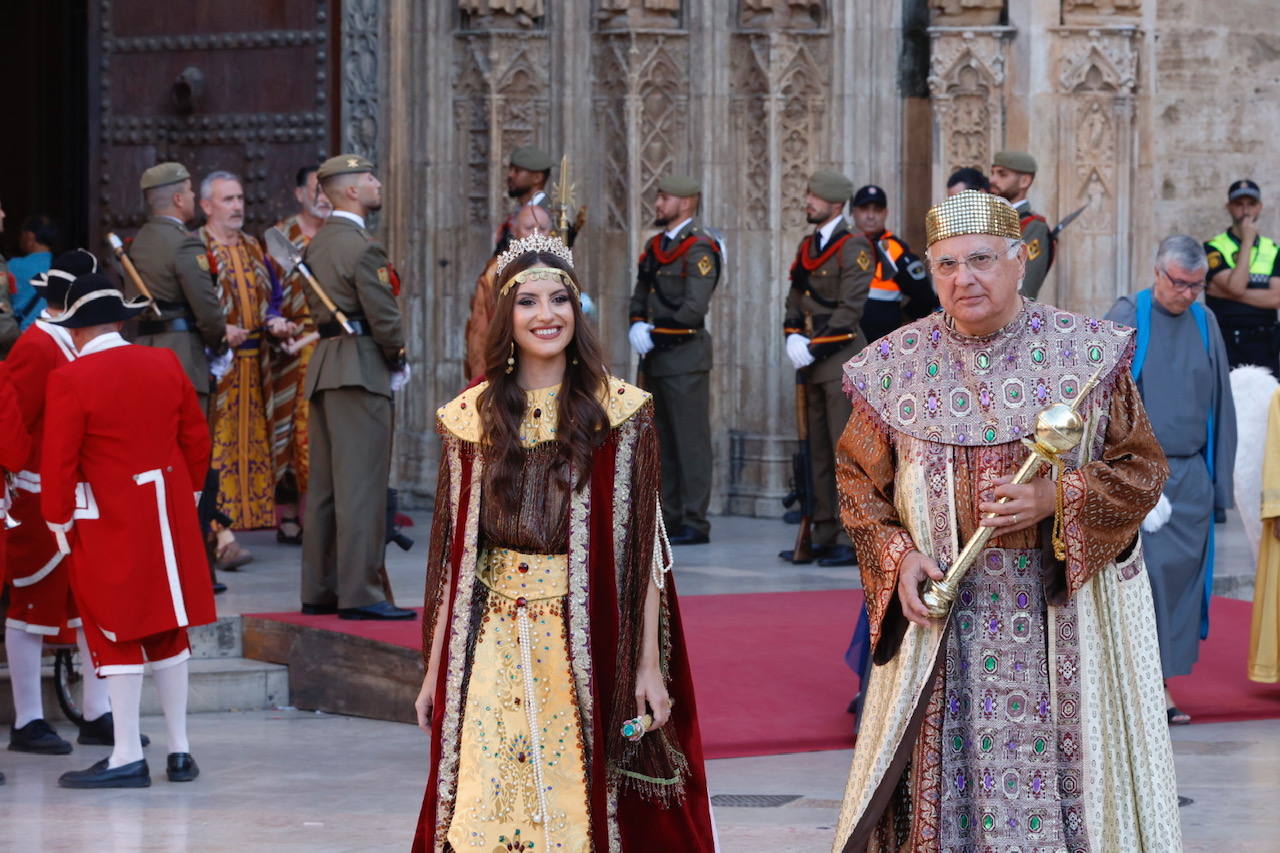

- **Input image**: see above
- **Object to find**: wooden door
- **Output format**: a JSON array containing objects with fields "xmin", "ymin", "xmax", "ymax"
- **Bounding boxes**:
[{"xmin": 89, "ymin": 0, "xmax": 338, "ymax": 245}]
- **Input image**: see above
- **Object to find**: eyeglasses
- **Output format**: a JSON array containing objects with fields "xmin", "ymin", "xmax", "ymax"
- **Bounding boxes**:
[
  {"xmin": 1159, "ymin": 267, "xmax": 1206, "ymax": 293},
  {"xmin": 928, "ymin": 244, "xmax": 1019, "ymax": 277}
]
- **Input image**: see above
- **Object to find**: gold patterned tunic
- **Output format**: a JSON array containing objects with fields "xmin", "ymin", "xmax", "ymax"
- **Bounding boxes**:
[{"xmin": 448, "ymin": 385, "xmax": 591, "ymax": 853}]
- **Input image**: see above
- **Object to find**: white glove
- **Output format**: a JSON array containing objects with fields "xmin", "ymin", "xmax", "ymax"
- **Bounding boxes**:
[
  {"xmin": 1141, "ymin": 493, "xmax": 1172, "ymax": 534},
  {"xmin": 208, "ymin": 349, "xmax": 233, "ymax": 381},
  {"xmin": 629, "ymin": 321, "xmax": 655, "ymax": 356},
  {"xmin": 390, "ymin": 364, "xmax": 411, "ymax": 393},
  {"xmin": 786, "ymin": 333, "xmax": 815, "ymax": 369}
]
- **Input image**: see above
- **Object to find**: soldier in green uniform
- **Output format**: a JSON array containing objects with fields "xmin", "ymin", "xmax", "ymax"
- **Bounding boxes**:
[
  {"xmin": 989, "ymin": 150, "xmax": 1052, "ymax": 300},
  {"xmin": 0, "ymin": 198, "xmax": 24, "ymax": 356},
  {"xmin": 127, "ymin": 162, "xmax": 234, "ymax": 406},
  {"xmin": 494, "ymin": 145, "xmax": 554, "ymax": 256},
  {"xmin": 300, "ymin": 154, "xmax": 412, "ymax": 620},
  {"xmin": 781, "ymin": 169, "xmax": 874, "ymax": 567},
  {"xmin": 628, "ymin": 175, "xmax": 721, "ymax": 545}
]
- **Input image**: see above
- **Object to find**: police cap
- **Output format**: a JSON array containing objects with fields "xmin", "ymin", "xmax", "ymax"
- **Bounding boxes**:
[
  {"xmin": 1229, "ymin": 179, "xmax": 1261, "ymax": 202},
  {"xmin": 851, "ymin": 185, "xmax": 887, "ymax": 208}
]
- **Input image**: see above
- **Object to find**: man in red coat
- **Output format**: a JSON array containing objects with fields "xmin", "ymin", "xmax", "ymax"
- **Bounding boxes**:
[
  {"xmin": 42, "ymin": 272, "xmax": 217, "ymax": 788},
  {"xmin": 0, "ymin": 360, "xmax": 31, "ymax": 786},
  {"xmin": 5, "ymin": 250, "xmax": 119, "ymax": 758}
]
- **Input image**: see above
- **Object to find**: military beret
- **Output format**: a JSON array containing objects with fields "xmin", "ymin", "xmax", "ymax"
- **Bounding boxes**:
[
  {"xmin": 808, "ymin": 169, "xmax": 853, "ymax": 204},
  {"xmin": 657, "ymin": 174, "xmax": 701, "ymax": 197},
  {"xmin": 992, "ymin": 150, "xmax": 1038, "ymax": 175},
  {"xmin": 317, "ymin": 153, "xmax": 375, "ymax": 181},
  {"xmin": 510, "ymin": 145, "xmax": 554, "ymax": 172},
  {"xmin": 139, "ymin": 162, "xmax": 190, "ymax": 191}
]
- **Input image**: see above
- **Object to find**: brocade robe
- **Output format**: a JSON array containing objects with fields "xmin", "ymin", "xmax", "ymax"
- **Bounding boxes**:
[
  {"xmin": 201, "ymin": 228, "xmax": 281, "ymax": 529},
  {"xmin": 268, "ymin": 215, "xmax": 317, "ymax": 496},
  {"xmin": 413, "ymin": 376, "xmax": 716, "ymax": 853},
  {"xmin": 833, "ymin": 303, "xmax": 1182, "ymax": 852}
]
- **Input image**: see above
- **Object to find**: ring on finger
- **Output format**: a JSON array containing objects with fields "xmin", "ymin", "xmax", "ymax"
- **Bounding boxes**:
[{"xmin": 1011, "ymin": 513, "xmax": 1018, "ymax": 524}]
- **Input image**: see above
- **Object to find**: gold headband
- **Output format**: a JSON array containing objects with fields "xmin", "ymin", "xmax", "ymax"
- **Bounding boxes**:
[
  {"xmin": 499, "ymin": 266, "xmax": 579, "ymax": 299},
  {"xmin": 925, "ymin": 189, "xmax": 1022, "ymax": 247}
]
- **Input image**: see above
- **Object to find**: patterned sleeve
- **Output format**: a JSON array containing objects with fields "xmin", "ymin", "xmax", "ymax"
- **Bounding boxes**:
[
  {"xmin": 836, "ymin": 396, "xmax": 914, "ymax": 661},
  {"xmin": 421, "ymin": 432, "xmax": 454, "ymax": 668},
  {"xmin": 1055, "ymin": 370, "xmax": 1169, "ymax": 599}
]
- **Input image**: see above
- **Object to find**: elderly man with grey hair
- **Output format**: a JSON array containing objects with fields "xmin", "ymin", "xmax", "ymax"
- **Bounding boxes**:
[{"xmin": 1105, "ymin": 234, "xmax": 1237, "ymax": 725}]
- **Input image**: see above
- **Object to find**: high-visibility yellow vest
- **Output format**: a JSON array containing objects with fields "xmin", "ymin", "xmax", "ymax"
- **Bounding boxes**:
[{"xmin": 1207, "ymin": 231, "xmax": 1279, "ymax": 285}]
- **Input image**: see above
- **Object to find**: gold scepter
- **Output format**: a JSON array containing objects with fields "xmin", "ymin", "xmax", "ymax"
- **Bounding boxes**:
[
  {"xmin": 920, "ymin": 363, "xmax": 1108, "ymax": 619},
  {"xmin": 105, "ymin": 233, "xmax": 161, "ymax": 317}
]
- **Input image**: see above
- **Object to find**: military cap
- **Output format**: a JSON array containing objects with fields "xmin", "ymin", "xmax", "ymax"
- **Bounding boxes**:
[
  {"xmin": 1229, "ymin": 179, "xmax": 1261, "ymax": 202},
  {"xmin": 317, "ymin": 153, "xmax": 375, "ymax": 181},
  {"xmin": 509, "ymin": 145, "xmax": 554, "ymax": 172},
  {"xmin": 925, "ymin": 190, "xmax": 1022, "ymax": 248},
  {"xmin": 139, "ymin": 162, "xmax": 191, "ymax": 191},
  {"xmin": 851, "ymin": 185, "xmax": 887, "ymax": 208},
  {"xmin": 808, "ymin": 169, "xmax": 853, "ymax": 204},
  {"xmin": 657, "ymin": 174, "xmax": 701, "ymax": 197},
  {"xmin": 992, "ymin": 150, "xmax": 1038, "ymax": 175}
]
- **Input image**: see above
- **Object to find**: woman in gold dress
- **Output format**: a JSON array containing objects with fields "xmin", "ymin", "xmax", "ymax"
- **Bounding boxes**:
[{"xmin": 411, "ymin": 234, "xmax": 716, "ymax": 853}]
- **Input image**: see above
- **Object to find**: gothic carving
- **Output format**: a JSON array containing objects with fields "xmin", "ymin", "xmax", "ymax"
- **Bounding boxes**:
[
  {"xmin": 636, "ymin": 42, "xmax": 690, "ymax": 202},
  {"xmin": 776, "ymin": 40, "xmax": 829, "ymax": 229},
  {"xmin": 459, "ymin": 0, "xmax": 545, "ymax": 30},
  {"xmin": 730, "ymin": 37, "xmax": 770, "ymax": 228},
  {"xmin": 1062, "ymin": 0, "xmax": 1141, "ymax": 26},
  {"xmin": 1056, "ymin": 27, "xmax": 1139, "ymax": 94},
  {"xmin": 596, "ymin": 0, "xmax": 682, "ymax": 30},
  {"xmin": 929, "ymin": 0, "xmax": 1004, "ymax": 27},
  {"xmin": 928, "ymin": 28, "xmax": 1012, "ymax": 180},
  {"xmin": 342, "ymin": 0, "xmax": 382, "ymax": 160},
  {"xmin": 453, "ymin": 41, "xmax": 492, "ymax": 226},
  {"xmin": 739, "ymin": 0, "xmax": 824, "ymax": 29},
  {"xmin": 592, "ymin": 36, "xmax": 631, "ymax": 231}
]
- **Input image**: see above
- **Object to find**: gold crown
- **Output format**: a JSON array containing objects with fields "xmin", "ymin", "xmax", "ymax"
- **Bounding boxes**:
[
  {"xmin": 495, "ymin": 232, "xmax": 574, "ymax": 279},
  {"xmin": 925, "ymin": 190, "xmax": 1022, "ymax": 247}
]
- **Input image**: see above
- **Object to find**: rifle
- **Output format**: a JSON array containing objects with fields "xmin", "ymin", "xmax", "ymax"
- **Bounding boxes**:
[{"xmin": 781, "ymin": 368, "xmax": 815, "ymax": 563}]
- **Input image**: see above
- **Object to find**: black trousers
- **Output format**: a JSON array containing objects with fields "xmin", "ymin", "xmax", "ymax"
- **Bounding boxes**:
[{"xmin": 1220, "ymin": 322, "xmax": 1280, "ymax": 372}]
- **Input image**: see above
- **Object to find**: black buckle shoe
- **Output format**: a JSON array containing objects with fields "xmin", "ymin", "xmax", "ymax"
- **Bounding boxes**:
[
  {"xmin": 166, "ymin": 752, "xmax": 200, "ymax": 782},
  {"xmin": 300, "ymin": 602, "xmax": 338, "ymax": 616},
  {"xmin": 58, "ymin": 758, "xmax": 150, "ymax": 789},
  {"xmin": 778, "ymin": 544, "xmax": 830, "ymax": 564},
  {"xmin": 9, "ymin": 719, "xmax": 73, "ymax": 755},
  {"xmin": 338, "ymin": 601, "xmax": 416, "ymax": 620},
  {"xmin": 77, "ymin": 713, "xmax": 150, "ymax": 748}
]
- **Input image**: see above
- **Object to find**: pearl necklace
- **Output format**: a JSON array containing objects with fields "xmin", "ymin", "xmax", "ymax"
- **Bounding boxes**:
[{"xmin": 516, "ymin": 599, "xmax": 553, "ymax": 850}]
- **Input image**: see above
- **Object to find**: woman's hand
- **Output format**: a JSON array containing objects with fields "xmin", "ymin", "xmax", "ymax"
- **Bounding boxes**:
[
  {"xmin": 898, "ymin": 550, "xmax": 944, "ymax": 627},
  {"xmin": 978, "ymin": 475, "xmax": 1055, "ymax": 536},
  {"xmin": 634, "ymin": 663, "xmax": 672, "ymax": 731},
  {"xmin": 415, "ymin": 672, "xmax": 435, "ymax": 734}
]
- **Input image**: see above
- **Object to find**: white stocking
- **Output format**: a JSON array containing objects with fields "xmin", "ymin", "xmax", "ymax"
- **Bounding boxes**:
[
  {"xmin": 105, "ymin": 673, "xmax": 144, "ymax": 767},
  {"xmin": 151, "ymin": 660, "xmax": 190, "ymax": 754},
  {"xmin": 5, "ymin": 625, "xmax": 45, "ymax": 729},
  {"xmin": 75, "ymin": 628, "xmax": 112, "ymax": 722}
]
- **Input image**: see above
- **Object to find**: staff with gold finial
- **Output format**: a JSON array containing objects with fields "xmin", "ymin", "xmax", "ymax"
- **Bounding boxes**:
[{"xmin": 551, "ymin": 153, "xmax": 588, "ymax": 248}]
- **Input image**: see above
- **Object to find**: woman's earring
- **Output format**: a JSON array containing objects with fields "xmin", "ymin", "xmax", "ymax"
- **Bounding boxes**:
[{"xmin": 505, "ymin": 341, "xmax": 516, "ymax": 374}]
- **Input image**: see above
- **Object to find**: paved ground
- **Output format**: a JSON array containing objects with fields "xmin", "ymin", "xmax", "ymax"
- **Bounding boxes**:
[{"xmin": 1, "ymin": 509, "xmax": 1273, "ymax": 851}]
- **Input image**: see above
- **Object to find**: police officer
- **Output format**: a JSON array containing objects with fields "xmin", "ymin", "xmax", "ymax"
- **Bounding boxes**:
[
  {"xmin": 848, "ymin": 184, "xmax": 936, "ymax": 343},
  {"xmin": 1205, "ymin": 179, "xmax": 1280, "ymax": 371},
  {"xmin": 782, "ymin": 170, "xmax": 874, "ymax": 567},
  {"xmin": 300, "ymin": 154, "xmax": 412, "ymax": 620},
  {"xmin": 989, "ymin": 150, "xmax": 1052, "ymax": 299},
  {"xmin": 628, "ymin": 174, "xmax": 721, "ymax": 545},
  {"xmin": 127, "ymin": 162, "xmax": 234, "ymax": 407}
]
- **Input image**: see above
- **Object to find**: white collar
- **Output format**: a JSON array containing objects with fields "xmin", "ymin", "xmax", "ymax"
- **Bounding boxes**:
[
  {"xmin": 665, "ymin": 217, "xmax": 694, "ymax": 241},
  {"xmin": 1013, "ymin": 198, "xmax": 1029, "ymax": 210},
  {"xmin": 35, "ymin": 318, "xmax": 77, "ymax": 361},
  {"xmin": 330, "ymin": 210, "xmax": 366, "ymax": 229},
  {"xmin": 159, "ymin": 215, "xmax": 186, "ymax": 227},
  {"xmin": 816, "ymin": 214, "xmax": 843, "ymax": 247},
  {"xmin": 77, "ymin": 332, "xmax": 130, "ymax": 357}
]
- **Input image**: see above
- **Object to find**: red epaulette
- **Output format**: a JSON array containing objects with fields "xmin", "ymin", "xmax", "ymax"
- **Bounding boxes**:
[
  {"xmin": 387, "ymin": 263, "xmax": 402, "ymax": 297},
  {"xmin": 640, "ymin": 232, "xmax": 720, "ymax": 267},
  {"xmin": 205, "ymin": 250, "xmax": 219, "ymax": 277},
  {"xmin": 1020, "ymin": 213, "xmax": 1048, "ymax": 229}
]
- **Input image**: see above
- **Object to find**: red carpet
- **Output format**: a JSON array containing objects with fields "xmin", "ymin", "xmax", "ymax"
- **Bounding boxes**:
[{"xmin": 247, "ymin": 592, "xmax": 1278, "ymax": 759}]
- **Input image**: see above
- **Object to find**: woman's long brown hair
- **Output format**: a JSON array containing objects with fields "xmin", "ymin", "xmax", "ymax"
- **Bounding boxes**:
[{"xmin": 478, "ymin": 252, "xmax": 609, "ymax": 513}]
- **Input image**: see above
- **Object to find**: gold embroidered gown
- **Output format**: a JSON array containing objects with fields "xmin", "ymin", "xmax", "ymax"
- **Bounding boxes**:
[{"xmin": 448, "ymin": 385, "xmax": 591, "ymax": 853}]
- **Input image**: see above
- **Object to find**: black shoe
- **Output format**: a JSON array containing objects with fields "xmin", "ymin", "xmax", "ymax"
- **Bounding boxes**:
[
  {"xmin": 300, "ymin": 602, "xmax": 338, "ymax": 616},
  {"xmin": 1214, "ymin": 506, "xmax": 1226, "ymax": 524},
  {"xmin": 58, "ymin": 757, "xmax": 150, "ymax": 789},
  {"xmin": 9, "ymin": 719, "xmax": 73, "ymax": 755},
  {"xmin": 338, "ymin": 601, "xmax": 416, "ymax": 620},
  {"xmin": 212, "ymin": 581, "xmax": 227, "ymax": 594},
  {"xmin": 778, "ymin": 544, "xmax": 830, "ymax": 564},
  {"xmin": 77, "ymin": 713, "xmax": 150, "ymax": 748},
  {"xmin": 276, "ymin": 518, "xmax": 304, "ymax": 545},
  {"xmin": 668, "ymin": 525, "xmax": 709, "ymax": 546},
  {"xmin": 782, "ymin": 509, "xmax": 803, "ymax": 525},
  {"xmin": 166, "ymin": 752, "xmax": 200, "ymax": 782},
  {"xmin": 816, "ymin": 545, "xmax": 858, "ymax": 567}
]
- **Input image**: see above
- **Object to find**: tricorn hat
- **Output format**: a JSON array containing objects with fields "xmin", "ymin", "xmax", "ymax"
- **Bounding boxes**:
[
  {"xmin": 50, "ymin": 272, "xmax": 148, "ymax": 328},
  {"xmin": 31, "ymin": 248, "xmax": 99, "ymax": 308}
]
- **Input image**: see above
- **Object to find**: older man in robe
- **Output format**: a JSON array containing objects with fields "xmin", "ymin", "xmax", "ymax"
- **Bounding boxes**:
[
  {"xmin": 1106, "ymin": 235, "xmax": 1237, "ymax": 725},
  {"xmin": 832, "ymin": 191, "xmax": 1181, "ymax": 851}
]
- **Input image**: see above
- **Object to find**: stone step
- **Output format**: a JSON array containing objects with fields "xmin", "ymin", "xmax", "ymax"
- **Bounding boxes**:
[
  {"xmin": 0, "ymin": 656, "xmax": 287, "ymax": 725},
  {"xmin": 189, "ymin": 616, "xmax": 243, "ymax": 658}
]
